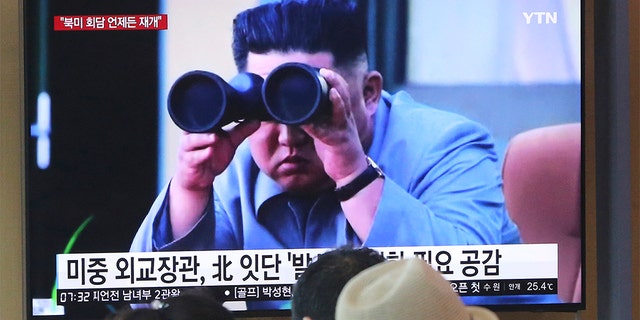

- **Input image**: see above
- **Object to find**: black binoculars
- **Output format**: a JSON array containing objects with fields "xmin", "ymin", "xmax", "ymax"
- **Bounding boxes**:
[{"xmin": 167, "ymin": 62, "xmax": 331, "ymax": 133}]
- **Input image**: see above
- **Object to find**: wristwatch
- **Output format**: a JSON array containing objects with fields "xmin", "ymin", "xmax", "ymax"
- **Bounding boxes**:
[{"xmin": 334, "ymin": 156, "xmax": 384, "ymax": 201}]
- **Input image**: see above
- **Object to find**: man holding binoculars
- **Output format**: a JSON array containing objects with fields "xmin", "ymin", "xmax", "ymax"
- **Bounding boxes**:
[{"xmin": 132, "ymin": 0, "xmax": 520, "ymax": 267}]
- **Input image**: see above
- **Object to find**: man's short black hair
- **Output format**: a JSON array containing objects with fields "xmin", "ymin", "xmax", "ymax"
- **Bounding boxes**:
[
  {"xmin": 291, "ymin": 245, "xmax": 386, "ymax": 320},
  {"xmin": 232, "ymin": 0, "xmax": 368, "ymax": 72}
]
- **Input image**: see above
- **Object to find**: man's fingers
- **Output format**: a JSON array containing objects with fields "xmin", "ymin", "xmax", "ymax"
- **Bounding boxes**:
[
  {"xmin": 180, "ymin": 119, "xmax": 259, "ymax": 152},
  {"xmin": 319, "ymin": 68, "xmax": 350, "ymax": 104},
  {"xmin": 329, "ymin": 87, "xmax": 349, "ymax": 123},
  {"xmin": 180, "ymin": 146, "xmax": 214, "ymax": 167},
  {"xmin": 180, "ymin": 132, "xmax": 216, "ymax": 152},
  {"xmin": 228, "ymin": 120, "xmax": 261, "ymax": 148}
]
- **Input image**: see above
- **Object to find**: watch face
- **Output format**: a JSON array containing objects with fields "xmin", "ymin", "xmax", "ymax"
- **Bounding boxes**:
[
  {"xmin": 366, "ymin": 156, "xmax": 384, "ymax": 177},
  {"xmin": 335, "ymin": 158, "xmax": 384, "ymax": 201},
  {"xmin": 375, "ymin": 165, "xmax": 384, "ymax": 177}
]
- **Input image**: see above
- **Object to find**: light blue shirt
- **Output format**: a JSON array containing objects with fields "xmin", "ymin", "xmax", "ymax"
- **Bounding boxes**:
[
  {"xmin": 130, "ymin": 91, "xmax": 560, "ymax": 307},
  {"xmin": 131, "ymin": 91, "xmax": 520, "ymax": 251}
]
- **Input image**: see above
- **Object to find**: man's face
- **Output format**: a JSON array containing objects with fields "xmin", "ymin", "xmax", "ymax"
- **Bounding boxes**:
[{"xmin": 245, "ymin": 51, "xmax": 370, "ymax": 193}]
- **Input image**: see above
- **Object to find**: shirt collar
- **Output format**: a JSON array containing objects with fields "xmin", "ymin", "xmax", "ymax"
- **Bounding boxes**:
[
  {"xmin": 250, "ymin": 91, "xmax": 397, "ymax": 218},
  {"xmin": 253, "ymin": 170, "xmax": 284, "ymax": 216},
  {"xmin": 367, "ymin": 90, "xmax": 392, "ymax": 162}
]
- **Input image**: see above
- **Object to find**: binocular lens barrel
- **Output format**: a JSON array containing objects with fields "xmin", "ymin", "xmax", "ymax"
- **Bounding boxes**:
[
  {"xmin": 263, "ymin": 63, "xmax": 330, "ymax": 125},
  {"xmin": 167, "ymin": 63, "xmax": 330, "ymax": 133},
  {"xmin": 168, "ymin": 71, "xmax": 266, "ymax": 133},
  {"xmin": 168, "ymin": 71, "xmax": 229, "ymax": 133}
]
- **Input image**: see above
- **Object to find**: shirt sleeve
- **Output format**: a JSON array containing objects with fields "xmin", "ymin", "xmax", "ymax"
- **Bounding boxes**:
[
  {"xmin": 366, "ymin": 117, "xmax": 520, "ymax": 247},
  {"xmin": 130, "ymin": 183, "xmax": 240, "ymax": 252}
]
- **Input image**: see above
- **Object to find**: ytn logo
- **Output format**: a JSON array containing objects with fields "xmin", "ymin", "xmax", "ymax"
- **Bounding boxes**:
[{"xmin": 522, "ymin": 11, "xmax": 558, "ymax": 24}]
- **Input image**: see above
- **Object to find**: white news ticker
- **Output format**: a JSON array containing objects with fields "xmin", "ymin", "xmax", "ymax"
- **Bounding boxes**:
[{"xmin": 56, "ymin": 243, "xmax": 557, "ymax": 290}]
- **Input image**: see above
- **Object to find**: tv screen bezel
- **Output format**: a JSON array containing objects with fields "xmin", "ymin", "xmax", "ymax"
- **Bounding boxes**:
[{"xmin": 17, "ymin": 0, "xmax": 596, "ymax": 318}]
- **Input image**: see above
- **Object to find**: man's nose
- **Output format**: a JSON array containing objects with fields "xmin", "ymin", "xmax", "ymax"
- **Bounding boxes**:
[{"xmin": 278, "ymin": 124, "xmax": 309, "ymax": 147}]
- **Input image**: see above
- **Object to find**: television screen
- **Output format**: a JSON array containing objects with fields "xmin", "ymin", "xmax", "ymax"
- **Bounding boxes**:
[{"xmin": 24, "ymin": 0, "xmax": 584, "ymax": 319}]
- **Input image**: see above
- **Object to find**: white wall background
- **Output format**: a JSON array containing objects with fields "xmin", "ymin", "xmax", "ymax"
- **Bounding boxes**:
[{"xmin": 407, "ymin": 0, "xmax": 581, "ymax": 85}]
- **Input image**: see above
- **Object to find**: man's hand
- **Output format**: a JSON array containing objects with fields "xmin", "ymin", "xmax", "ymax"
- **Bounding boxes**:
[
  {"xmin": 301, "ymin": 68, "xmax": 383, "ymax": 242},
  {"xmin": 301, "ymin": 68, "xmax": 369, "ymax": 186},
  {"xmin": 169, "ymin": 120, "xmax": 260, "ymax": 240}
]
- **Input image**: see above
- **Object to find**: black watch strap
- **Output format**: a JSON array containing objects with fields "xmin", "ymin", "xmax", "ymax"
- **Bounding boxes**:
[{"xmin": 334, "ymin": 157, "xmax": 384, "ymax": 201}]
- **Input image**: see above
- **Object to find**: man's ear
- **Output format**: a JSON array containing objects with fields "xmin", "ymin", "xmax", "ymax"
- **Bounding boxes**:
[{"xmin": 363, "ymin": 70, "xmax": 383, "ymax": 113}]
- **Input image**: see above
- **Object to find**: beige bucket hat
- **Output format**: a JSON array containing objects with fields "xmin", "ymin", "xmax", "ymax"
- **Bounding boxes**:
[{"xmin": 335, "ymin": 258, "xmax": 499, "ymax": 320}]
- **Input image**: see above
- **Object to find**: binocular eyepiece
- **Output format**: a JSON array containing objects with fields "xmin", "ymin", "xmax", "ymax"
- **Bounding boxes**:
[{"xmin": 168, "ymin": 62, "xmax": 330, "ymax": 133}]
